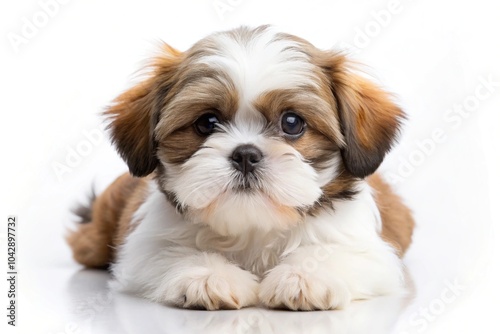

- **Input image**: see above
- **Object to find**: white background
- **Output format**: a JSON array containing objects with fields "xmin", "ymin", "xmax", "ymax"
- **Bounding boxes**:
[{"xmin": 1, "ymin": 0, "xmax": 499, "ymax": 333}]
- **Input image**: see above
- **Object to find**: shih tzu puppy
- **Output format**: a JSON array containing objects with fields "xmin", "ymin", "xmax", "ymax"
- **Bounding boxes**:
[{"xmin": 67, "ymin": 25, "xmax": 414, "ymax": 311}]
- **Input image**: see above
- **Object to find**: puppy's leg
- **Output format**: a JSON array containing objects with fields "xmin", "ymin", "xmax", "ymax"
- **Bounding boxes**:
[
  {"xmin": 110, "ymin": 189, "xmax": 259, "ymax": 310},
  {"xmin": 259, "ymin": 242, "xmax": 403, "ymax": 310},
  {"xmin": 113, "ymin": 246, "xmax": 260, "ymax": 310},
  {"xmin": 260, "ymin": 183, "xmax": 406, "ymax": 310}
]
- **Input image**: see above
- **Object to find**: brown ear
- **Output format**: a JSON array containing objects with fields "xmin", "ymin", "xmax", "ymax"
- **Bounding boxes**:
[
  {"xmin": 104, "ymin": 44, "xmax": 182, "ymax": 177},
  {"xmin": 326, "ymin": 56, "xmax": 404, "ymax": 178}
]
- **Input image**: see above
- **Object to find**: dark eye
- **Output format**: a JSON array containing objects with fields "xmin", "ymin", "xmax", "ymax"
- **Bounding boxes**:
[
  {"xmin": 194, "ymin": 113, "xmax": 220, "ymax": 136},
  {"xmin": 281, "ymin": 112, "xmax": 305, "ymax": 136}
]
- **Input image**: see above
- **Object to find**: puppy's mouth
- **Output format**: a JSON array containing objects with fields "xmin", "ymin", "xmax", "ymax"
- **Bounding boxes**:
[
  {"xmin": 228, "ymin": 144, "xmax": 264, "ymax": 192},
  {"xmin": 231, "ymin": 172, "xmax": 262, "ymax": 192}
]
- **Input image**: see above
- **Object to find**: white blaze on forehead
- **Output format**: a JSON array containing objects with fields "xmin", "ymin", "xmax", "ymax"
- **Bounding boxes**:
[{"xmin": 194, "ymin": 27, "xmax": 318, "ymax": 120}]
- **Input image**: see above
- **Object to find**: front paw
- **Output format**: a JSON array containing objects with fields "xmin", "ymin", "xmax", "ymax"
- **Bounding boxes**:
[
  {"xmin": 169, "ymin": 261, "xmax": 259, "ymax": 310},
  {"xmin": 259, "ymin": 264, "xmax": 351, "ymax": 310}
]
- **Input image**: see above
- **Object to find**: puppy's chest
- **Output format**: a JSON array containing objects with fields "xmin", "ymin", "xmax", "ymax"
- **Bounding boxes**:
[
  {"xmin": 195, "ymin": 230, "xmax": 291, "ymax": 276},
  {"xmin": 227, "ymin": 244, "xmax": 282, "ymax": 277}
]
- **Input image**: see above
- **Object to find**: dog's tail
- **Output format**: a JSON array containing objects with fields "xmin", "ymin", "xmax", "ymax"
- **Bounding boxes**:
[
  {"xmin": 72, "ymin": 189, "xmax": 96, "ymax": 225},
  {"xmin": 66, "ymin": 174, "xmax": 144, "ymax": 269}
]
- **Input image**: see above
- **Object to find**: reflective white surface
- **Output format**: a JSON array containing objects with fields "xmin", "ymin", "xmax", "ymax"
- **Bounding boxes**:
[
  {"xmin": 68, "ymin": 272, "xmax": 410, "ymax": 333},
  {"xmin": 40, "ymin": 267, "xmax": 415, "ymax": 334},
  {"xmin": 2, "ymin": 0, "xmax": 500, "ymax": 333}
]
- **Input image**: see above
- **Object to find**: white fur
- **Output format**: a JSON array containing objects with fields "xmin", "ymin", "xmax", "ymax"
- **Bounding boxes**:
[
  {"xmin": 110, "ymin": 27, "xmax": 404, "ymax": 310},
  {"xmin": 162, "ymin": 122, "xmax": 322, "ymax": 235},
  {"xmin": 316, "ymin": 153, "xmax": 342, "ymax": 187},
  {"xmin": 196, "ymin": 27, "xmax": 319, "ymax": 121},
  {"xmin": 111, "ymin": 181, "xmax": 404, "ymax": 310}
]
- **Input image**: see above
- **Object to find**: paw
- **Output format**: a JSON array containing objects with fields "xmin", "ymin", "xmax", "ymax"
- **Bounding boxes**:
[
  {"xmin": 259, "ymin": 264, "xmax": 351, "ymax": 310},
  {"xmin": 169, "ymin": 262, "xmax": 259, "ymax": 310}
]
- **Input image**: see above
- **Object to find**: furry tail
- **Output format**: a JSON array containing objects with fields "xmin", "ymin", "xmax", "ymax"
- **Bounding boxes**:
[
  {"xmin": 66, "ymin": 174, "xmax": 144, "ymax": 269},
  {"xmin": 66, "ymin": 187, "xmax": 114, "ymax": 269},
  {"xmin": 72, "ymin": 189, "xmax": 96, "ymax": 224}
]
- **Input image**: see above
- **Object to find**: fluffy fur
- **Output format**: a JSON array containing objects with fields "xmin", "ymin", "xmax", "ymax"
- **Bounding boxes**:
[{"xmin": 67, "ymin": 26, "xmax": 414, "ymax": 311}]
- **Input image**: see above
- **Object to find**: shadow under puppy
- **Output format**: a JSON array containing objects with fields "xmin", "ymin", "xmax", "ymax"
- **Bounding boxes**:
[{"xmin": 67, "ymin": 25, "xmax": 414, "ymax": 311}]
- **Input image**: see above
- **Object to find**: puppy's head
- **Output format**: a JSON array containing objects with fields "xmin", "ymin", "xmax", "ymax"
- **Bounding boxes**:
[{"xmin": 105, "ymin": 26, "xmax": 404, "ymax": 236}]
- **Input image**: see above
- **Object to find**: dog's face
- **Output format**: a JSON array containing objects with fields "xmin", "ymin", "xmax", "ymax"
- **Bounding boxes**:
[{"xmin": 106, "ymin": 26, "xmax": 403, "ymax": 236}]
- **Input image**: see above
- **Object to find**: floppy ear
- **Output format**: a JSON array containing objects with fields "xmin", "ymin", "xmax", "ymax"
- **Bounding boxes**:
[
  {"xmin": 104, "ymin": 44, "xmax": 182, "ymax": 177},
  {"xmin": 326, "ymin": 55, "xmax": 405, "ymax": 178}
]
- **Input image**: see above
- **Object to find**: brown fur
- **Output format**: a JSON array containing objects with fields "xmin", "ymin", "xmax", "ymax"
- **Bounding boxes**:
[
  {"xmin": 68, "ymin": 27, "xmax": 413, "ymax": 269},
  {"xmin": 368, "ymin": 173, "xmax": 415, "ymax": 255},
  {"xmin": 253, "ymin": 87, "xmax": 343, "ymax": 145},
  {"xmin": 104, "ymin": 44, "xmax": 184, "ymax": 177},
  {"xmin": 67, "ymin": 173, "xmax": 149, "ymax": 268},
  {"xmin": 316, "ymin": 52, "xmax": 404, "ymax": 178},
  {"xmin": 67, "ymin": 172, "xmax": 413, "ymax": 268}
]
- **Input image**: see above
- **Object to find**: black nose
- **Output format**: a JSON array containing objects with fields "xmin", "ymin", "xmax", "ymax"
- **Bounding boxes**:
[{"xmin": 230, "ymin": 144, "xmax": 263, "ymax": 175}]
